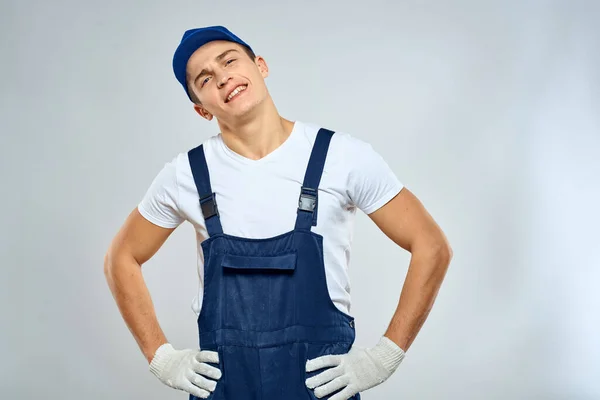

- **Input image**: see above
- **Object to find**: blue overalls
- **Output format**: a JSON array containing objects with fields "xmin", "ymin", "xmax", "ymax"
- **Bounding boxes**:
[{"xmin": 187, "ymin": 128, "xmax": 360, "ymax": 400}]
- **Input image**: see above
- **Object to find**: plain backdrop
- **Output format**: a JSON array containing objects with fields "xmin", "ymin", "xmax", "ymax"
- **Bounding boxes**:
[{"xmin": 2, "ymin": 0, "xmax": 599, "ymax": 399}]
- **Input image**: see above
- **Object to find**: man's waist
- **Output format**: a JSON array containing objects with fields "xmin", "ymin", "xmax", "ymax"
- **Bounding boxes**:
[{"xmin": 199, "ymin": 324, "xmax": 355, "ymax": 349}]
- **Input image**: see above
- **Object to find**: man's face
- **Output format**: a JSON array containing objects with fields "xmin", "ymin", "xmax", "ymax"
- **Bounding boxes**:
[{"xmin": 186, "ymin": 40, "xmax": 269, "ymax": 122}]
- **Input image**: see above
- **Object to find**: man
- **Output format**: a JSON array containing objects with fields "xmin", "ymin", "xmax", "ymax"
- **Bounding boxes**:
[{"xmin": 104, "ymin": 26, "xmax": 452, "ymax": 400}]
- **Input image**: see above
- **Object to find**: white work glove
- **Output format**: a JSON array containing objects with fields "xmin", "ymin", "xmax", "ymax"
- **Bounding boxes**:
[
  {"xmin": 305, "ymin": 336, "xmax": 405, "ymax": 400},
  {"xmin": 149, "ymin": 343, "xmax": 222, "ymax": 399}
]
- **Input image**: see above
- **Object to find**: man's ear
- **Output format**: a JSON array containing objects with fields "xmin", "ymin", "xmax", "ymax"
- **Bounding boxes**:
[
  {"xmin": 255, "ymin": 56, "xmax": 269, "ymax": 78},
  {"xmin": 194, "ymin": 103, "xmax": 213, "ymax": 121}
]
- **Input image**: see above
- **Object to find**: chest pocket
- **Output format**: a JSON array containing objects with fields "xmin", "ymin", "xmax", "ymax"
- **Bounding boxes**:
[{"xmin": 221, "ymin": 252, "xmax": 297, "ymax": 271}]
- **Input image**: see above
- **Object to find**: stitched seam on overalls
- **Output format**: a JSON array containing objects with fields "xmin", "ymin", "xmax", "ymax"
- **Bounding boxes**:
[
  {"xmin": 257, "ymin": 347, "xmax": 264, "ymax": 400},
  {"xmin": 200, "ymin": 323, "xmax": 351, "ymax": 334},
  {"xmin": 216, "ymin": 341, "xmax": 353, "ymax": 349}
]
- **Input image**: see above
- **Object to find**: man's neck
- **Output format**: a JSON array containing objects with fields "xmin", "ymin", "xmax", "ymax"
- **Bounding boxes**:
[{"xmin": 217, "ymin": 99, "xmax": 295, "ymax": 161}]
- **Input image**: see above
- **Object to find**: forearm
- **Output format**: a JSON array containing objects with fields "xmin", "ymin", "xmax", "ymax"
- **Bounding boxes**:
[
  {"xmin": 383, "ymin": 246, "xmax": 451, "ymax": 352},
  {"xmin": 304, "ymin": 247, "xmax": 451, "ymax": 397},
  {"xmin": 104, "ymin": 253, "xmax": 167, "ymax": 363}
]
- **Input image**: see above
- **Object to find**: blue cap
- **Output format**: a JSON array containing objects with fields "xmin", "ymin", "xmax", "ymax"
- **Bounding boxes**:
[{"xmin": 172, "ymin": 26, "xmax": 253, "ymax": 101}]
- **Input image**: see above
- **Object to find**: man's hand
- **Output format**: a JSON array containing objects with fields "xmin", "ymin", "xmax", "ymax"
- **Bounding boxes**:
[
  {"xmin": 149, "ymin": 343, "xmax": 222, "ymax": 399},
  {"xmin": 305, "ymin": 337, "xmax": 405, "ymax": 400}
]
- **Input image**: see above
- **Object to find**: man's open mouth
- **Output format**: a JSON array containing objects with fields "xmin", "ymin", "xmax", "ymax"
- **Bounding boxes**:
[{"xmin": 225, "ymin": 85, "xmax": 248, "ymax": 103}]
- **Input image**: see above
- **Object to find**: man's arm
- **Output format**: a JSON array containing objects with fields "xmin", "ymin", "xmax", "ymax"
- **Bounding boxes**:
[
  {"xmin": 104, "ymin": 207, "xmax": 177, "ymax": 363},
  {"xmin": 369, "ymin": 187, "xmax": 453, "ymax": 352},
  {"xmin": 305, "ymin": 187, "xmax": 451, "ymax": 399}
]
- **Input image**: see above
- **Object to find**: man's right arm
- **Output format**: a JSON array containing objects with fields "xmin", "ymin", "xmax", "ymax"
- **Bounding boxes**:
[{"xmin": 104, "ymin": 207, "xmax": 177, "ymax": 363}]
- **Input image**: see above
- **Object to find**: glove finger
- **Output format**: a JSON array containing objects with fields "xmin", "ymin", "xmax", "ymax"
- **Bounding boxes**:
[
  {"xmin": 306, "ymin": 355, "xmax": 342, "ymax": 372},
  {"xmin": 188, "ymin": 370, "xmax": 218, "ymax": 392},
  {"xmin": 180, "ymin": 380, "xmax": 211, "ymax": 399},
  {"xmin": 192, "ymin": 359, "xmax": 223, "ymax": 380},
  {"xmin": 328, "ymin": 385, "xmax": 357, "ymax": 400},
  {"xmin": 196, "ymin": 350, "xmax": 219, "ymax": 364},
  {"xmin": 305, "ymin": 366, "xmax": 343, "ymax": 389},
  {"xmin": 314, "ymin": 376, "xmax": 349, "ymax": 399}
]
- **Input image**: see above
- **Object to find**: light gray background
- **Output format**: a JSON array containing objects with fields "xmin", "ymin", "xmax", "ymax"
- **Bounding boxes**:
[{"xmin": 2, "ymin": 0, "xmax": 599, "ymax": 399}]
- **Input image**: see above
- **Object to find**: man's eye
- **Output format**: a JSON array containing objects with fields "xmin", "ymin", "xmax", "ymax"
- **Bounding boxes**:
[
  {"xmin": 226, "ymin": 59, "xmax": 236, "ymax": 65},
  {"xmin": 202, "ymin": 76, "xmax": 211, "ymax": 86}
]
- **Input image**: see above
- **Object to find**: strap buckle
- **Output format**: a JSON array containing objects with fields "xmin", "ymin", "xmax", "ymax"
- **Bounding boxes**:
[
  {"xmin": 298, "ymin": 187, "xmax": 317, "ymax": 212},
  {"xmin": 199, "ymin": 193, "xmax": 219, "ymax": 219}
]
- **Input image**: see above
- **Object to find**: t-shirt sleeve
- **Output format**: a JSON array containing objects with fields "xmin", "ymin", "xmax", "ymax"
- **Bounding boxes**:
[
  {"xmin": 137, "ymin": 157, "xmax": 185, "ymax": 228},
  {"xmin": 344, "ymin": 135, "xmax": 404, "ymax": 214}
]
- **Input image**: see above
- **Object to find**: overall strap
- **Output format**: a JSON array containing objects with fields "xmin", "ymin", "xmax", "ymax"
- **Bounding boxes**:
[
  {"xmin": 188, "ymin": 145, "xmax": 224, "ymax": 236},
  {"xmin": 294, "ymin": 128, "xmax": 335, "ymax": 231}
]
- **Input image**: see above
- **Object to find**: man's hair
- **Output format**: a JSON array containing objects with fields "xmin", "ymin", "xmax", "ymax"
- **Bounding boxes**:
[{"xmin": 188, "ymin": 44, "xmax": 256, "ymax": 105}]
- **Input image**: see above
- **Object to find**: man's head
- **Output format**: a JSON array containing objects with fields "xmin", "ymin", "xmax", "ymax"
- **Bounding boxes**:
[{"xmin": 172, "ymin": 26, "xmax": 270, "ymax": 123}]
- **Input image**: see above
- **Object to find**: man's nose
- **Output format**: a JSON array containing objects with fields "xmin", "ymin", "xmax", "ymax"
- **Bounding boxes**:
[{"xmin": 217, "ymin": 73, "xmax": 231, "ymax": 88}]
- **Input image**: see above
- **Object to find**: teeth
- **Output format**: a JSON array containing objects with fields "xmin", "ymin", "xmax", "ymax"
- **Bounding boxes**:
[{"xmin": 227, "ymin": 85, "xmax": 247, "ymax": 102}]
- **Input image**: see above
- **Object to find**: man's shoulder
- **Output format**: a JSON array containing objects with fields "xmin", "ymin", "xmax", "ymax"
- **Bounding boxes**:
[
  {"xmin": 183, "ymin": 133, "xmax": 221, "ymax": 154},
  {"xmin": 299, "ymin": 121, "xmax": 357, "ymax": 144},
  {"xmin": 162, "ymin": 134, "xmax": 222, "ymax": 169},
  {"xmin": 300, "ymin": 121, "xmax": 372, "ymax": 153}
]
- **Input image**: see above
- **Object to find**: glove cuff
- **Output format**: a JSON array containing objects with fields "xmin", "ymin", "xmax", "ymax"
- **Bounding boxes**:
[
  {"xmin": 373, "ymin": 336, "xmax": 406, "ymax": 373},
  {"xmin": 149, "ymin": 342, "xmax": 174, "ymax": 377}
]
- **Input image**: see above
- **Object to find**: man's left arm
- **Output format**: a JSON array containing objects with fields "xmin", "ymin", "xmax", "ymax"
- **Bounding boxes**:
[
  {"xmin": 305, "ymin": 187, "xmax": 452, "ymax": 399},
  {"xmin": 369, "ymin": 186, "xmax": 453, "ymax": 352}
]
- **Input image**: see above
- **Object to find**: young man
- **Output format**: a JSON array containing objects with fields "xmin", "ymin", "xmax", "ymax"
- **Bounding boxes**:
[{"xmin": 104, "ymin": 26, "xmax": 452, "ymax": 400}]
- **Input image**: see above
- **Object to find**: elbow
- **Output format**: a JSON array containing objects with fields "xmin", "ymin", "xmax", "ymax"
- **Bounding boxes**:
[
  {"xmin": 103, "ymin": 245, "xmax": 121, "ymax": 285},
  {"xmin": 104, "ymin": 249, "xmax": 126, "ymax": 293},
  {"xmin": 435, "ymin": 233, "xmax": 452, "ymax": 262},
  {"xmin": 422, "ymin": 240, "xmax": 452, "ymax": 285},
  {"xmin": 433, "ymin": 237, "xmax": 453, "ymax": 268},
  {"xmin": 431, "ymin": 229, "xmax": 452, "ymax": 259},
  {"xmin": 104, "ymin": 251, "xmax": 114, "ymax": 283},
  {"xmin": 103, "ymin": 245, "xmax": 141, "ymax": 288},
  {"xmin": 437, "ymin": 243, "xmax": 453, "ymax": 267},
  {"xmin": 416, "ymin": 234, "xmax": 453, "ymax": 267}
]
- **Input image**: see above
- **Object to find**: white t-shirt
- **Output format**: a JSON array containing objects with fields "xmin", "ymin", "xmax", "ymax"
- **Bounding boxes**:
[{"xmin": 138, "ymin": 120, "xmax": 403, "ymax": 317}]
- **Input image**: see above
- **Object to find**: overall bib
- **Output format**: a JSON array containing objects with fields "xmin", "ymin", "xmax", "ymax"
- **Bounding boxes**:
[{"xmin": 188, "ymin": 128, "xmax": 360, "ymax": 400}]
